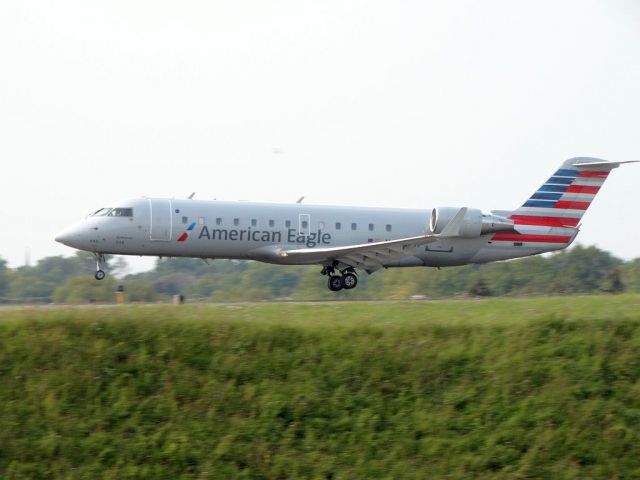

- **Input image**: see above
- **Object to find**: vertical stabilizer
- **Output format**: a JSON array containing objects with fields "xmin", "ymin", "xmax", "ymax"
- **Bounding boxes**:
[
  {"xmin": 489, "ymin": 157, "xmax": 636, "ymax": 249},
  {"xmin": 510, "ymin": 157, "xmax": 630, "ymax": 228}
]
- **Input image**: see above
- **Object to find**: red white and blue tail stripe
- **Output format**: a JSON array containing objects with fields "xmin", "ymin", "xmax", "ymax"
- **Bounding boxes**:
[{"xmin": 491, "ymin": 157, "xmax": 636, "ymax": 246}]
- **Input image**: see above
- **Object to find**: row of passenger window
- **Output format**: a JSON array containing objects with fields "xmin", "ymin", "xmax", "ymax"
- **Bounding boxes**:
[
  {"xmin": 182, "ymin": 216, "xmax": 393, "ymax": 232},
  {"xmin": 337, "ymin": 222, "xmax": 393, "ymax": 232},
  {"xmin": 92, "ymin": 208, "xmax": 394, "ymax": 232}
]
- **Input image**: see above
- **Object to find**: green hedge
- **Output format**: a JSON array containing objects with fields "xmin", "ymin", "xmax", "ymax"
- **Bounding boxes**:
[{"xmin": 1, "ymin": 296, "xmax": 640, "ymax": 478}]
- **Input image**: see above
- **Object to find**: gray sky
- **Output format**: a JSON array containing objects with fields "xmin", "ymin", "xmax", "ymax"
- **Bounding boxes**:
[{"xmin": 1, "ymin": 0, "xmax": 639, "ymax": 272}]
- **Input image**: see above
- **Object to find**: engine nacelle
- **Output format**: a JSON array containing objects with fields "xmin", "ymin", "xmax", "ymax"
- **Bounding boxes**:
[
  {"xmin": 430, "ymin": 207, "xmax": 483, "ymax": 237},
  {"xmin": 429, "ymin": 207, "xmax": 514, "ymax": 238}
]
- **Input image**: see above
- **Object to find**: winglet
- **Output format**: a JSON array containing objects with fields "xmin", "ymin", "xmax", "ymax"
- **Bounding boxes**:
[{"xmin": 440, "ymin": 207, "xmax": 468, "ymax": 237}]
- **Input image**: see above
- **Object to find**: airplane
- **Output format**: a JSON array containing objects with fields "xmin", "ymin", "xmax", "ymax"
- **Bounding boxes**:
[{"xmin": 55, "ymin": 157, "xmax": 637, "ymax": 292}]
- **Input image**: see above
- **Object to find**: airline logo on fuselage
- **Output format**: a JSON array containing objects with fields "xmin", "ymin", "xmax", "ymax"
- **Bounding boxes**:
[
  {"xmin": 195, "ymin": 226, "xmax": 332, "ymax": 248},
  {"xmin": 176, "ymin": 222, "xmax": 197, "ymax": 242}
]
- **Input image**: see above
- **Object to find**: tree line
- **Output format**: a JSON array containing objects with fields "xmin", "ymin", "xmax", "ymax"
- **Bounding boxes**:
[{"xmin": 0, "ymin": 244, "xmax": 638, "ymax": 303}]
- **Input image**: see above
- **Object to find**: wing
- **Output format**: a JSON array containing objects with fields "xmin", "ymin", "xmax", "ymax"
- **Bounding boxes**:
[{"xmin": 278, "ymin": 207, "xmax": 468, "ymax": 272}]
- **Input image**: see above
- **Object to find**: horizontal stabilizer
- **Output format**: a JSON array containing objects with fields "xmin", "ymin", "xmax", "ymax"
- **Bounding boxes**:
[{"xmin": 571, "ymin": 159, "xmax": 640, "ymax": 170}]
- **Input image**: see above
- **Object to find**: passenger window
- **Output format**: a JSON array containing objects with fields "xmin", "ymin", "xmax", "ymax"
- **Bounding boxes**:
[
  {"xmin": 318, "ymin": 221, "xmax": 325, "ymax": 230},
  {"xmin": 269, "ymin": 219, "xmax": 275, "ymax": 227},
  {"xmin": 386, "ymin": 224, "xmax": 392, "ymax": 232},
  {"xmin": 335, "ymin": 222, "xmax": 341, "ymax": 230},
  {"xmin": 301, "ymin": 220, "xmax": 309, "ymax": 229},
  {"xmin": 216, "ymin": 217, "xmax": 222, "ymax": 226},
  {"xmin": 182, "ymin": 216, "xmax": 188, "ymax": 224},
  {"xmin": 251, "ymin": 219, "xmax": 257, "ymax": 227},
  {"xmin": 351, "ymin": 223, "xmax": 357, "ymax": 230},
  {"xmin": 369, "ymin": 223, "xmax": 374, "ymax": 231},
  {"xmin": 285, "ymin": 220, "xmax": 291, "ymax": 228},
  {"xmin": 234, "ymin": 218, "xmax": 239, "ymax": 226},
  {"xmin": 198, "ymin": 217, "xmax": 205, "ymax": 225}
]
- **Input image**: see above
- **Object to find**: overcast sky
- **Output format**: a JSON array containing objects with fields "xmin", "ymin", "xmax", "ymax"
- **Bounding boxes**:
[{"xmin": 1, "ymin": 0, "xmax": 639, "ymax": 272}]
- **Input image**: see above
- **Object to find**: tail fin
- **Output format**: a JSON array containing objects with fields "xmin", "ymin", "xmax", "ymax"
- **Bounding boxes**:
[
  {"xmin": 490, "ymin": 157, "xmax": 636, "ymax": 248},
  {"xmin": 510, "ymin": 157, "xmax": 636, "ymax": 228}
]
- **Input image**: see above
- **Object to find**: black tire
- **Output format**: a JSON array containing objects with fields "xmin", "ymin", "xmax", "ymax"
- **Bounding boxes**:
[
  {"xmin": 95, "ymin": 270, "xmax": 106, "ymax": 281},
  {"xmin": 341, "ymin": 272, "xmax": 358, "ymax": 289},
  {"xmin": 328, "ymin": 276, "xmax": 343, "ymax": 291}
]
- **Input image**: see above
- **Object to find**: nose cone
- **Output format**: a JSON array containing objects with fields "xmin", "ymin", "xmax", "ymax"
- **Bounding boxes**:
[
  {"xmin": 54, "ymin": 230, "xmax": 70, "ymax": 245},
  {"xmin": 55, "ymin": 228, "xmax": 74, "ymax": 246},
  {"xmin": 55, "ymin": 224, "xmax": 85, "ymax": 249}
]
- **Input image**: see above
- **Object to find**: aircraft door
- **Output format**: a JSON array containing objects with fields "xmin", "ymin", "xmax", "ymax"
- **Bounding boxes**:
[
  {"xmin": 149, "ymin": 199, "xmax": 173, "ymax": 241},
  {"xmin": 299, "ymin": 213, "xmax": 311, "ymax": 236}
]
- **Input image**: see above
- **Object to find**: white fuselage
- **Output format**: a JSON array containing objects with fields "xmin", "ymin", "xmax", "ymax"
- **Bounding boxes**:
[
  {"xmin": 55, "ymin": 197, "xmax": 568, "ymax": 269},
  {"xmin": 54, "ymin": 158, "xmax": 635, "ymax": 290}
]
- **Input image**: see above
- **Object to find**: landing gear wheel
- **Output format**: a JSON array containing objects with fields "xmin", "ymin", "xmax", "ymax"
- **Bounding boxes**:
[
  {"xmin": 93, "ymin": 253, "xmax": 107, "ymax": 280},
  {"xmin": 328, "ymin": 276, "xmax": 343, "ymax": 292},
  {"xmin": 341, "ymin": 272, "xmax": 358, "ymax": 289}
]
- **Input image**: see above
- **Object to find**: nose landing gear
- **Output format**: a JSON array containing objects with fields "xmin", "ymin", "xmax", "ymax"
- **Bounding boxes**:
[
  {"xmin": 322, "ymin": 265, "xmax": 358, "ymax": 292},
  {"xmin": 94, "ymin": 253, "xmax": 106, "ymax": 281}
]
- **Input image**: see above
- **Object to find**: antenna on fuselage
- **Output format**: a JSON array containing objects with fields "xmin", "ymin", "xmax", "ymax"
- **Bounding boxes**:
[
  {"xmin": 188, "ymin": 192, "xmax": 196, "ymax": 199},
  {"xmin": 296, "ymin": 196, "xmax": 304, "ymax": 204}
]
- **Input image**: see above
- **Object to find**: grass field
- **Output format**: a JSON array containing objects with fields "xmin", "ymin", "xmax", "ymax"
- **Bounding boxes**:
[{"xmin": 1, "ymin": 296, "xmax": 640, "ymax": 479}]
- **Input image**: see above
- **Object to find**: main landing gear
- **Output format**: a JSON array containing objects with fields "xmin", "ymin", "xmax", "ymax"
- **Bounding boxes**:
[
  {"xmin": 321, "ymin": 265, "xmax": 358, "ymax": 292},
  {"xmin": 94, "ymin": 253, "xmax": 106, "ymax": 281}
]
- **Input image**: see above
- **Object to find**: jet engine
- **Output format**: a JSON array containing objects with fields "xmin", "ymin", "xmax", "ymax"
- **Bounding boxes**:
[{"xmin": 429, "ymin": 207, "xmax": 514, "ymax": 238}]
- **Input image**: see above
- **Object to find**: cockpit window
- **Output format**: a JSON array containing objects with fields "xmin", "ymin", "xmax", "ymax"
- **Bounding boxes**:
[
  {"xmin": 108, "ymin": 208, "xmax": 134, "ymax": 217},
  {"xmin": 92, "ymin": 208, "xmax": 112, "ymax": 216}
]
